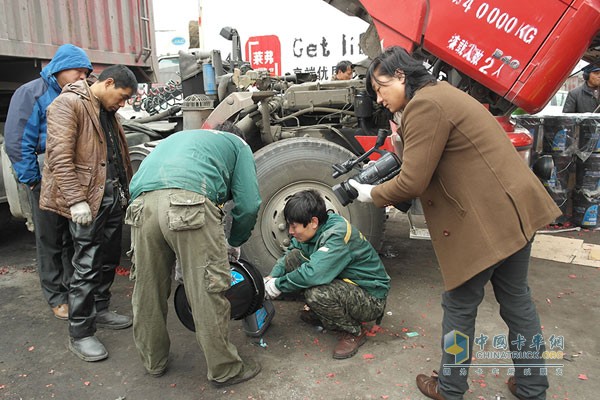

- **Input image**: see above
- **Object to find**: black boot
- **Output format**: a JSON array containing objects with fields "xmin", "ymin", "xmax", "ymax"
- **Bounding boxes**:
[
  {"xmin": 69, "ymin": 336, "xmax": 108, "ymax": 362},
  {"xmin": 96, "ymin": 310, "xmax": 132, "ymax": 330}
]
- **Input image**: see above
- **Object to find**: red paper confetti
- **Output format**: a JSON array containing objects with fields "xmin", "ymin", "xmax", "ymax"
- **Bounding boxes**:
[
  {"xmin": 115, "ymin": 266, "xmax": 130, "ymax": 276},
  {"xmin": 568, "ymin": 274, "xmax": 577, "ymax": 279},
  {"xmin": 326, "ymin": 373, "xmax": 335, "ymax": 378},
  {"xmin": 367, "ymin": 325, "xmax": 382, "ymax": 336},
  {"xmin": 84, "ymin": 381, "xmax": 90, "ymax": 386},
  {"xmin": 578, "ymin": 374, "xmax": 588, "ymax": 380},
  {"xmin": 28, "ymin": 346, "xmax": 35, "ymax": 352},
  {"xmin": 363, "ymin": 353, "xmax": 375, "ymax": 359}
]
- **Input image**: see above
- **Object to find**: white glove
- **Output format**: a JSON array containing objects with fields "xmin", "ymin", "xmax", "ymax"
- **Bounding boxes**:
[
  {"xmin": 264, "ymin": 277, "xmax": 281, "ymax": 299},
  {"xmin": 227, "ymin": 244, "xmax": 241, "ymax": 262},
  {"xmin": 70, "ymin": 201, "xmax": 92, "ymax": 225},
  {"xmin": 348, "ymin": 179, "xmax": 374, "ymax": 203}
]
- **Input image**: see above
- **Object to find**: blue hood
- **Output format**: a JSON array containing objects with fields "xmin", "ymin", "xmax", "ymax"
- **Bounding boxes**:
[{"xmin": 40, "ymin": 44, "xmax": 93, "ymax": 93}]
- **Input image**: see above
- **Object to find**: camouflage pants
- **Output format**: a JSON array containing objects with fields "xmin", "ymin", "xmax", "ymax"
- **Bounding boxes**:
[{"xmin": 284, "ymin": 249, "xmax": 386, "ymax": 335}]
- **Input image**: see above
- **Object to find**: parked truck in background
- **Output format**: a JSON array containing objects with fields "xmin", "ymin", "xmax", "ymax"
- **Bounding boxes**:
[
  {"xmin": 126, "ymin": 0, "xmax": 599, "ymax": 273},
  {"xmin": 2, "ymin": 0, "xmax": 599, "ymax": 277},
  {"xmin": 0, "ymin": 0, "xmax": 158, "ymax": 228}
]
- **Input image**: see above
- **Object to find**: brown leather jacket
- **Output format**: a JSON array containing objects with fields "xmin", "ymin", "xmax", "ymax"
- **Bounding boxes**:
[{"xmin": 40, "ymin": 80, "xmax": 132, "ymax": 219}]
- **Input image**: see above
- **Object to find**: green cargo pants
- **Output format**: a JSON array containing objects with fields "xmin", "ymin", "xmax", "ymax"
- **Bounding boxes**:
[{"xmin": 126, "ymin": 189, "xmax": 242, "ymax": 381}]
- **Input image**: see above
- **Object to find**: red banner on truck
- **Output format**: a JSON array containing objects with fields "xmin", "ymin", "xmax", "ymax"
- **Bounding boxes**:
[{"xmin": 245, "ymin": 35, "xmax": 282, "ymax": 76}]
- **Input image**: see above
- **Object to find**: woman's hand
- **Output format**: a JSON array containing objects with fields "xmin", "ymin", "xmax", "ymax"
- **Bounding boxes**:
[{"xmin": 348, "ymin": 179, "xmax": 374, "ymax": 202}]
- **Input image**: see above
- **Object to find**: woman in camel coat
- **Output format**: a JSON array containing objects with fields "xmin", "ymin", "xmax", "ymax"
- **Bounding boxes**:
[{"xmin": 349, "ymin": 46, "xmax": 560, "ymax": 400}]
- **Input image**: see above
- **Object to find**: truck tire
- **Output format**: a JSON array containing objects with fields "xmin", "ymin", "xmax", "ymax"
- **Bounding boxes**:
[
  {"xmin": 129, "ymin": 140, "xmax": 162, "ymax": 174},
  {"xmin": 242, "ymin": 138, "xmax": 385, "ymax": 275},
  {"xmin": 129, "ymin": 145, "xmax": 152, "ymax": 174}
]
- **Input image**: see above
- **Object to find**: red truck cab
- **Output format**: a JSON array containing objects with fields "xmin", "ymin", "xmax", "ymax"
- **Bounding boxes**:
[{"xmin": 356, "ymin": 0, "xmax": 600, "ymax": 115}]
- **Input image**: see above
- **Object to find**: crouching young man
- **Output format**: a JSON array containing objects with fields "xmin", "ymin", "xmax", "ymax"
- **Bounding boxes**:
[{"xmin": 264, "ymin": 189, "xmax": 390, "ymax": 359}]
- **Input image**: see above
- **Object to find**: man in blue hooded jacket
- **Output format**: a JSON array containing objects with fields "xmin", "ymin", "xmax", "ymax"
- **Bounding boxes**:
[{"xmin": 5, "ymin": 44, "xmax": 92, "ymax": 320}]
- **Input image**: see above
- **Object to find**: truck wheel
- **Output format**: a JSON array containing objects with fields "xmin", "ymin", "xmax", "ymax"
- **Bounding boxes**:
[
  {"xmin": 242, "ymin": 138, "xmax": 385, "ymax": 275},
  {"xmin": 129, "ymin": 144, "xmax": 153, "ymax": 174}
]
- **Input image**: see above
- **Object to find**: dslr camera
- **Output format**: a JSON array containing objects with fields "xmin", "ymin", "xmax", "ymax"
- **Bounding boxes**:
[{"xmin": 332, "ymin": 129, "xmax": 405, "ymax": 207}]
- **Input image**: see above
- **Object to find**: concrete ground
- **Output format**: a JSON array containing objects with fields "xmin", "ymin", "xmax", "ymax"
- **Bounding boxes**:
[{"xmin": 0, "ymin": 211, "xmax": 598, "ymax": 400}]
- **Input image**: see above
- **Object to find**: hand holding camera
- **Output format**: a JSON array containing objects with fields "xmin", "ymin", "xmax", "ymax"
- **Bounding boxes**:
[
  {"xmin": 348, "ymin": 179, "xmax": 374, "ymax": 202},
  {"xmin": 331, "ymin": 129, "xmax": 413, "ymax": 212},
  {"xmin": 331, "ymin": 129, "xmax": 402, "ymax": 206}
]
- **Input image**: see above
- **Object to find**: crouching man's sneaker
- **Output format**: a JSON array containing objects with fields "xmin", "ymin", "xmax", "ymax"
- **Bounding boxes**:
[
  {"xmin": 211, "ymin": 357, "xmax": 261, "ymax": 388},
  {"xmin": 69, "ymin": 336, "xmax": 108, "ymax": 362},
  {"xmin": 333, "ymin": 329, "xmax": 367, "ymax": 359},
  {"xmin": 96, "ymin": 310, "xmax": 132, "ymax": 330}
]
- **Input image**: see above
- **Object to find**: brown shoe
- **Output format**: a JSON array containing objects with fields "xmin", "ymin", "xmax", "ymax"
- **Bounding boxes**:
[
  {"xmin": 333, "ymin": 329, "xmax": 367, "ymax": 359},
  {"xmin": 416, "ymin": 374, "xmax": 446, "ymax": 400},
  {"xmin": 52, "ymin": 304, "xmax": 68, "ymax": 320},
  {"xmin": 507, "ymin": 376, "xmax": 525, "ymax": 399}
]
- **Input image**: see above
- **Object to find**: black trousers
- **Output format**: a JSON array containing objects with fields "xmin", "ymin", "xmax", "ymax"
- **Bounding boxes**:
[
  {"xmin": 68, "ymin": 185, "xmax": 123, "ymax": 338},
  {"xmin": 28, "ymin": 184, "xmax": 74, "ymax": 307}
]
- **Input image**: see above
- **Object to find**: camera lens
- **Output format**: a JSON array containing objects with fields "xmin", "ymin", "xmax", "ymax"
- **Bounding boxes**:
[{"xmin": 332, "ymin": 181, "xmax": 358, "ymax": 206}]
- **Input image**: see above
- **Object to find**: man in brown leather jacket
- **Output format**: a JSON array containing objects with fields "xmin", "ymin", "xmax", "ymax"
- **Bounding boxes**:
[{"xmin": 40, "ymin": 65, "xmax": 137, "ymax": 362}]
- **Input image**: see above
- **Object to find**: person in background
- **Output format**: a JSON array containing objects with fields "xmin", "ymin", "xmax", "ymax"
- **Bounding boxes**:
[
  {"xmin": 4, "ymin": 44, "xmax": 92, "ymax": 320},
  {"xmin": 126, "ymin": 121, "xmax": 262, "ymax": 386},
  {"xmin": 264, "ymin": 189, "xmax": 390, "ymax": 360},
  {"xmin": 332, "ymin": 60, "xmax": 353, "ymax": 81},
  {"xmin": 349, "ymin": 46, "xmax": 560, "ymax": 400},
  {"xmin": 40, "ymin": 65, "xmax": 137, "ymax": 362},
  {"xmin": 563, "ymin": 64, "xmax": 600, "ymax": 113}
]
